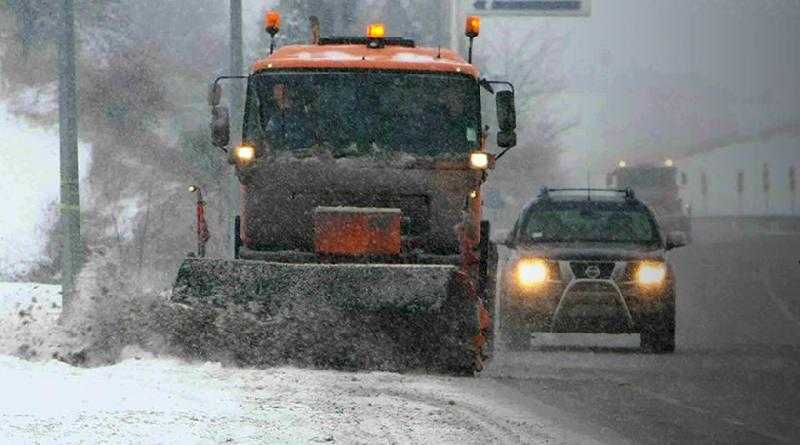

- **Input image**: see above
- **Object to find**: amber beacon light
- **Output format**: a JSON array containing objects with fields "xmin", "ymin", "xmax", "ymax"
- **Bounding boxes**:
[
  {"xmin": 265, "ymin": 11, "xmax": 281, "ymax": 36},
  {"xmin": 465, "ymin": 16, "xmax": 481, "ymax": 38},
  {"xmin": 367, "ymin": 23, "xmax": 386, "ymax": 39}
]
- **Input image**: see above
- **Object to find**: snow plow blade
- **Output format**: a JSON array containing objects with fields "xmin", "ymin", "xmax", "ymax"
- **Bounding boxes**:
[{"xmin": 165, "ymin": 258, "xmax": 483, "ymax": 374}]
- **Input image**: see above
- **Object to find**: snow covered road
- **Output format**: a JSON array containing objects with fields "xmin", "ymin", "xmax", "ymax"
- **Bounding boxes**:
[
  {"xmin": 0, "ymin": 356, "xmax": 569, "ymax": 444},
  {"xmin": 0, "ymin": 283, "xmax": 595, "ymax": 444}
]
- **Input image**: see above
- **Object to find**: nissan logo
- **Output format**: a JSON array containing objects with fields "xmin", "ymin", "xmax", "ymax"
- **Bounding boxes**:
[{"xmin": 585, "ymin": 265, "xmax": 601, "ymax": 279}]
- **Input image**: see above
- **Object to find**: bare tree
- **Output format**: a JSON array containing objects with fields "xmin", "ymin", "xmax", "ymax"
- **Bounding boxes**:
[
  {"xmin": 0, "ymin": 1, "xmax": 230, "ymax": 287},
  {"xmin": 475, "ymin": 25, "xmax": 574, "ymax": 228}
]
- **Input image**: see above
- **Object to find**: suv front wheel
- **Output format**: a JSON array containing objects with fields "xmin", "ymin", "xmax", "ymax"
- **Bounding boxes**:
[
  {"xmin": 499, "ymin": 299, "xmax": 532, "ymax": 351},
  {"xmin": 640, "ymin": 300, "xmax": 675, "ymax": 353}
]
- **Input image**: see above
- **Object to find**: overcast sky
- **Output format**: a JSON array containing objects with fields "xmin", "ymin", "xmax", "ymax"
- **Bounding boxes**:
[
  {"xmin": 1, "ymin": 0, "xmax": 799, "ymax": 270},
  {"xmin": 544, "ymin": 0, "xmax": 800, "ymax": 179}
]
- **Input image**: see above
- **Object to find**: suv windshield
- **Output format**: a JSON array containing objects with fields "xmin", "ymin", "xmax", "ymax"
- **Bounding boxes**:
[
  {"xmin": 242, "ymin": 71, "xmax": 481, "ymax": 157},
  {"xmin": 521, "ymin": 203, "xmax": 660, "ymax": 244}
]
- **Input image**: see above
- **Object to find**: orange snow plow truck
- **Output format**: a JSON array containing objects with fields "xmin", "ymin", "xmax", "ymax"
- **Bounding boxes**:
[{"xmin": 170, "ymin": 13, "xmax": 518, "ymax": 375}]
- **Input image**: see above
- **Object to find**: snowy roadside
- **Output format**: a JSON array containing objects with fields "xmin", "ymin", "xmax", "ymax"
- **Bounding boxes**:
[
  {"xmin": 0, "ymin": 282, "xmax": 79, "ymax": 360},
  {"xmin": 0, "ymin": 355, "xmax": 568, "ymax": 444},
  {"xmin": 0, "ymin": 282, "xmax": 595, "ymax": 444}
]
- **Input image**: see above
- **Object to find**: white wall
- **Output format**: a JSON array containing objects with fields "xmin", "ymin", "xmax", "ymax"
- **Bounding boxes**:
[{"xmin": 676, "ymin": 133, "xmax": 799, "ymax": 217}]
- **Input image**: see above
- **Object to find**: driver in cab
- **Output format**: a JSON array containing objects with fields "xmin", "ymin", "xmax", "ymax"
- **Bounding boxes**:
[
  {"xmin": 264, "ymin": 83, "xmax": 315, "ymax": 150},
  {"xmin": 426, "ymin": 88, "xmax": 475, "ymax": 152}
]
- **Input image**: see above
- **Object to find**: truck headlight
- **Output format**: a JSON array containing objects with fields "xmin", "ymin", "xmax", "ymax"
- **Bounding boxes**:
[
  {"xmin": 517, "ymin": 258, "xmax": 548, "ymax": 287},
  {"xmin": 636, "ymin": 261, "xmax": 666, "ymax": 286},
  {"xmin": 469, "ymin": 151, "xmax": 489, "ymax": 170},
  {"xmin": 234, "ymin": 144, "xmax": 256, "ymax": 163}
]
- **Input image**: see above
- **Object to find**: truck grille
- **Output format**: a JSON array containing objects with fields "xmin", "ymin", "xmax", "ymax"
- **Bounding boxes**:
[{"xmin": 570, "ymin": 262, "xmax": 615, "ymax": 279}]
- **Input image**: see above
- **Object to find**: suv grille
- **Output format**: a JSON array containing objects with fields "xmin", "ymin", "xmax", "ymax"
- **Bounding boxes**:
[{"xmin": 570, "ymin": 262, "xmax": 615, "ymax": 279}]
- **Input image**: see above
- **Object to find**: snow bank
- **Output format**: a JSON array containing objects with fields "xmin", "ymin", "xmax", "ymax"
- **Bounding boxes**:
[
  {"xmin": 0, "ymin": 282, "xmax": 77, "ymax": 360},
  {"xmin": 0, "ymin": 248, "xmax": 174, "ymax": 365},
  {"xmin": 0, "ymin": 355, "xmax": 559, "ymax": 444}
]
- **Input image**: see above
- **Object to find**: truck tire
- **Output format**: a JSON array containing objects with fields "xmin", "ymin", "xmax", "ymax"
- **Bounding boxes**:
[
  {"xmin": 640, "ymin": 302, "xmax": 675, "ymax": 353},
  {"xmin": 234, "ymin": 215, "xmax": 242, "ymax": 259}
]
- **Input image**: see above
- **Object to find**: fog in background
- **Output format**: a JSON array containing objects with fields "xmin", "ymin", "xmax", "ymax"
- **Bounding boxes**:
[
  {"xmin": 1, "ymin": 0, "xmax": 799, "ymax": 276},
  {"xmin": 554, "ymin": 0, "xmax": 800, "ymax": 182}
]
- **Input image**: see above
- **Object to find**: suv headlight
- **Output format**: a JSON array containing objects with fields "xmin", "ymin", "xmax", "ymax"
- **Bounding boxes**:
[
  {"xmin": 516, "ymin": 258, "xmax": 549, "ymax": 287},
  {"xmin": 636, "ymin": 261, "xmax": 666, "ymax": 286}
]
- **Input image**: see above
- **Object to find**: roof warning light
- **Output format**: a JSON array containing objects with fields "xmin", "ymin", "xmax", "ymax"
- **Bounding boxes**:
[
  {"xmin": 466, "ymin": 16, "xmax": 481, "ymax": 38},
  {"xmin": 367, "ymin": 23, "xmax": 386, "ymax": 39}
]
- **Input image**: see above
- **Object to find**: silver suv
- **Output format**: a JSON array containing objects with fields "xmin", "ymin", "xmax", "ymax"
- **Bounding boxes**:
[{"xmin": 497, "ymin": 188, "xmax": 687, "ymax": 352}]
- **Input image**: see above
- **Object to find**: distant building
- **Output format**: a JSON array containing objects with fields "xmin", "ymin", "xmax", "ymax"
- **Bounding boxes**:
[{"xmin": 676, "ymin": 131, "xmax": 799, "ymax": 217}]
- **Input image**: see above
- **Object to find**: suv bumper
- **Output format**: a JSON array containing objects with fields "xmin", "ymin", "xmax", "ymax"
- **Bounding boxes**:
[{"xmin": 502, "ymin": 261, "xmax": 673, "ymax": 333}]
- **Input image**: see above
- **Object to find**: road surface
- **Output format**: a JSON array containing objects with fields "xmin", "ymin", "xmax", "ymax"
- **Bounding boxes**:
[
  {"xmin": 1, "ymin": 232, "xmax": 798, "ymax": 443},
  {"xmin": 484, "ymin": 231, "xmax": 800, "ymax": 444}
]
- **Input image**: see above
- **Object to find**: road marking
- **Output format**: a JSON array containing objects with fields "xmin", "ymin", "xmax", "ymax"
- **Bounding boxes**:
[{"xmin": 761, "ymin": 275, "xmax": 800, "ymax": 329}]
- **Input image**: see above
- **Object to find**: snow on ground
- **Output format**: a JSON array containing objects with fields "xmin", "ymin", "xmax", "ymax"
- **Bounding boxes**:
[
  {"xmin": 0, "ymin": 282, "xmax": 578, "ymax": 444},
  {"xmin": 0, "ymin": 355, "xmax": 566, "ymax": 444},
  {"xmin": 0, "ymin": 282, "xmax": 76, "ymax": 360}
]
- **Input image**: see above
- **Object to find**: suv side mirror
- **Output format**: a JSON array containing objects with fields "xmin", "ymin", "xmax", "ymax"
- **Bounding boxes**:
[
  {"xmin": 211, "ymin": 105, "xmax": 230, "ymax": 148},
  {"xmin": 496, "ymin": 90, "xmax": 517, "ymax": 148},
  {"xmin": 492, "ymin": 228, "xmax": 513, "ymax": 247},
  {"xmin": 665, "ymin": 231, "xmax": 687, "ymax": 250}
]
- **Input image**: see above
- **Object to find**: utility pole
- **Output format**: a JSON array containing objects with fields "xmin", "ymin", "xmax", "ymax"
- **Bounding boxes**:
[
  {"xmin": 227, "ymin": 0, "xmax": 244, "ymax": 257},
  {"xmin": 59, "ymin": 0, "xmax": 81, "ymax": 313},
  {"xmin": 449, "ymin": 0, "xmax": 466, "ymax": 55}
]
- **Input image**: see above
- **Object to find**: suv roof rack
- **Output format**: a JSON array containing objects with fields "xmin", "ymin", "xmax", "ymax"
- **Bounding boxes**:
[
  {"xmin": 318, "ymin": 37, "xmax": 416, "ymax": 48},
  {"xmin": 538, "ymin": 187, "xmax": 636, "ymax": 201}
]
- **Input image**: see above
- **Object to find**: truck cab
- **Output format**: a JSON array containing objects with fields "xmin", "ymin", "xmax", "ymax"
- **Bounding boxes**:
[
  {"xmin": 217, "ymin": 23, "xmax": 516, "ymax": 263},
  {"xmin": 607, "ymin": 163, "xmax": 692, "ymax": 241}
]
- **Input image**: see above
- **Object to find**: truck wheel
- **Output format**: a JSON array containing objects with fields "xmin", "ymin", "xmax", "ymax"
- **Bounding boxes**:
[
  {"xmin": 640, "ymin": 303, "xmax": 675, "ymax": 353},
  {"xmin": 234, "ymin": 215, "xmax": 242, "ymax": 259}
]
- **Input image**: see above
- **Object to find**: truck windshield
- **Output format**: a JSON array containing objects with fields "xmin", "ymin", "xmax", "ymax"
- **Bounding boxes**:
[
  {"xmin": 242, "ymin": 71, "xmax": 481, "ymax": 157},
  {"xmin": 616, "ymin": 167, "xmax": 677, "ymax": 190},
  {"xmin": 521, "ymin": 204, "xmax": 660, "ymax": 244}
]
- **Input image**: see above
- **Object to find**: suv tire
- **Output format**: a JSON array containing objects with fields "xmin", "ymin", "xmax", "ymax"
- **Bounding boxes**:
[
  {"xmin": 640, "ymin": 302, "xmax": 675, "ymax": 353},
  {"xmin": 503, "ymin": 327, "xmax": 531, "ymax": 351},
  {"xmin": 500, "ymin": 311, "xmax": 531, "ymax": 351}
]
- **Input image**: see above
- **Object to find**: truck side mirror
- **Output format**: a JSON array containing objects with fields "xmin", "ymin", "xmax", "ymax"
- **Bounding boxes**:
[
  {"xmin": 496, "ymin": 90, "xmax": 517, "ymax": 148},
  {"xmin": 209, "ymin": 83, "xmax": 222, "ymax": 107},
  {"xmin": 665, "ymin": 231, "xmax": 688, "ymax": 250},
  {"xmin": 497, "ymin": 131, "xmax": 516, "ymax": 148},
  {"xmin": 211, "ymin": 106, "xmax": 230, "ymax": 148}
]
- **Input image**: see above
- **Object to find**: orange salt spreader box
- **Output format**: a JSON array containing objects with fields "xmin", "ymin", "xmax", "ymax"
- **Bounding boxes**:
[{"xmin": 313, "ymin": 207, "xmax": 402, "ymax": 256}]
